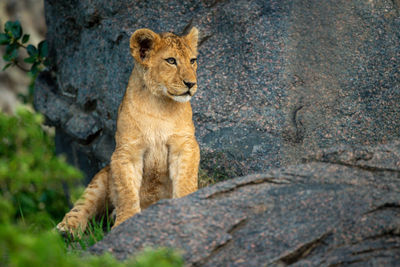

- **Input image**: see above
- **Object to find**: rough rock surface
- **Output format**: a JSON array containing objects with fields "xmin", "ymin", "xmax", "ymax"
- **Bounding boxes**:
[
  {"xmin": 34, "ymin": 0, "xmax": 400, "ymax": 181},
  {"xmin": 90, "ymin": 141, "xmax": 400, "ymax": 266}
]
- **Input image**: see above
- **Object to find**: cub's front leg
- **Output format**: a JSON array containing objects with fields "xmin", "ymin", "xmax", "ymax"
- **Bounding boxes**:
[
  {"xmin": 110, "ymin": 142, "xmax": 144, "ymax": 228},
  {"xmin": 168, "ymin": 135, "xmax": 200, "ymax": 198}
]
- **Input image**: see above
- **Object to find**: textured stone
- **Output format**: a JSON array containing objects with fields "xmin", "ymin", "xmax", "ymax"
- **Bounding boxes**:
[
  {"xmin": 34, "ymin": 0, "xmax": 400, "ymax": 181},
  {"xmin": 64, "ymin": 113, "xmax": 100, "ymax": 143},
  {"xmin": 90, "ymin": 141, "xmax": 400, "ymax": 266}
]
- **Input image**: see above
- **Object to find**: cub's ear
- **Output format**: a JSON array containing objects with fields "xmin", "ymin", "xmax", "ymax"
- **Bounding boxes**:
[
  {"xmin": 130, "ymin": 28, "xmax": 160, "ymax": 65},
  {"xmin": 184, "ymin": 27, "xmax": 199, "ymax": 52}
]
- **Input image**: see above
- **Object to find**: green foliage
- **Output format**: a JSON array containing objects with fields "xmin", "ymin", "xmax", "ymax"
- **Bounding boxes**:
[
  {"xmin": 1, "ymin": 20, "xmax": 49, "ymax": 73},
  {"xmin": 0, "ymin": 222, "xmax": 183, "ymax": 267},
  {"xmin": 1, "ymin": 20, "xmax": 49, "ymax": 103},
  {"xmin": 0, "ymin": 106, "xmax": 82, "ymax": 226},
  {"xmin": 134, "ymin": 248, "xmax": 184, "ymax": 267},
  {"xmin": 0, "ymin": 107, "xmax": 184, "ymax": 266}
]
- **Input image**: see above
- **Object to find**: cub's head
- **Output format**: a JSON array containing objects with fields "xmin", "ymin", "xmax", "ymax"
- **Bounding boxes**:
[{"xmin": 130, "ymin": 27, "xmax": 199, "ymax": 103}]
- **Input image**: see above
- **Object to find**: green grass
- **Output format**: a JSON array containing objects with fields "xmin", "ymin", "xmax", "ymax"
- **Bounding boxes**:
[
  {"xmin": 198, "ymin": 168, "xmax": 219, "ymax": 188},
  {"xmin": 63, "ymin": 206, "xmax": 114, "ymax": 251},
  {"xmin": 198, "ymin": 166, "xmax": 231, "ymax": 188}
]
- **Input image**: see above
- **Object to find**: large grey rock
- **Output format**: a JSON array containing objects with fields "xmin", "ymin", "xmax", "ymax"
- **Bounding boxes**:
[
  {"xmin": 89, "ymin": 141, "xmax": 400, "ymax": 266},
  {"xmin": 34, "ymin": 0, "xmax": 400, "ymax": 181}
]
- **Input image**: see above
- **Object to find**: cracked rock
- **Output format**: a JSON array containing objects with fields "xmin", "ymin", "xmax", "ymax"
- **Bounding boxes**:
[
  {"xmin": 64, "ymin": 113, "xmax": 101, "ymax": 143},
  {"xmin": 90, "ymin": 141, "xmax": 400, "ymax": 266}
]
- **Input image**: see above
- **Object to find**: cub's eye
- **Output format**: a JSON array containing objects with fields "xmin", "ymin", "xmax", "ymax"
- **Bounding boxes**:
[
  {"xmin": 165, "ymin": 58, "xmax": 177, "ymax": 65},
  {"xmin": 190, "ymin": 58, "xmax": 197, "ymax": 64}
]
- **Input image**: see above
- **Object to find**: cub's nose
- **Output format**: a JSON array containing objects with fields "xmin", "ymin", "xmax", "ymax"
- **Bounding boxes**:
[{"xmin": 183, "ymin": 81, "xmax": 196, "ymax": 89}]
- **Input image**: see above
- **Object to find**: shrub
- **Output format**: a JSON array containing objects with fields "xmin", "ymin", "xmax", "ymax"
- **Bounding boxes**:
[
  {"xmin": 0, "ymin": 107, "xmax": 183, "ymax": 267},
  {"xmin": 0, "ymin": 106, "xmax": 82, "ymax": 227}
]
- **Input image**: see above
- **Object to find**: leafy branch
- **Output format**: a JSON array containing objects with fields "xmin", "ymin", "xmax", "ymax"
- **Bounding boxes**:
[
  {"xmin": 1, "ymin": 20, "xmax": 50, "ymax": 103},
  {"xmin": 0, "ymin": 20, "xmax": 49, "ymax": 75}
]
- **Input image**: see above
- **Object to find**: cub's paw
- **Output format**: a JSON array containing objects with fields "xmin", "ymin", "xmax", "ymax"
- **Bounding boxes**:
[{"xmin": 56, "ymin": 215, "xmax": 86, "ymax": 238}]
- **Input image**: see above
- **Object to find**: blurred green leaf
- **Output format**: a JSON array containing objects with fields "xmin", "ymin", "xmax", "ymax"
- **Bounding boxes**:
[
  {"xmin": 0, "ymin": 33, "xmax": 10, "ymax": 45},
  {"xmin": 30, "ymin": 62, "xmax": 40, "ymax": 75},
  {"xmin": 24, "ymin": 56, "xmax": 36, "ymax": 64},
  {"xmin": 22, "ymin": 34, "xmax": 30, "ymax": 44},
  {"xmin": 5, "ymin": 42, "xmax": 18, "ymax": 55},
  {"xmin": 4, "ymin": 21, "xmax": 13, "ymax": 33},
  {"xmin": 27, "ymin": 44, "xmax": 38, "ymax": 57},
  {"xmin": 3, "ymin": 48, "xmax": 18, "ymax": 62},
  {"xmin": 12, "ymin": 21, "xmax": 22, "ymax": 39},
  {"xmin": 0, "ymin": 198, "xmax": 14, "ymax": 223},
  {"xmin": 5, "ymin": 21, "xmax": 23, "ymax": 39},
  {"xmin": 134, "ymin": 248, "xmax": 184, "ymax": 267},
  {"xmin": 38, "ymin": 40, "xmax": 48, "ymax": 58},
  {"xmin": 43, "ymin": 58, "xmax": 50, "ymax": 67}
]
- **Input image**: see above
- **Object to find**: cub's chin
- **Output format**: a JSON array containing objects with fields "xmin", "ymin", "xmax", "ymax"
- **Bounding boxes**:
[
  {"xmin": 170, "ymin": 94, "xmax": 192, "ymax": 103},
  {"xmin": 162, "ymin": 86, "xmax": 193, "ymax": 103}
]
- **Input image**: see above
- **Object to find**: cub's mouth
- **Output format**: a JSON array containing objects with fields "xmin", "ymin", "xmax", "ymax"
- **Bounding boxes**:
[
  {"xmin": 168, "ymin": 90, "xmax": 192, "ymax": 97},
  {"xmin": 165, "ymin": 90, "xmax": 193, "ymax": 103},
  {"xmin": 161, "ymin": 86, "xmax": 194, "ymax": 102}
]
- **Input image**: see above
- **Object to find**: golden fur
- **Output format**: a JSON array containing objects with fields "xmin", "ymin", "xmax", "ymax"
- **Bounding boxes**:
[{"xmin": 57, "ymin": 28, "xmax": 200, "ymax": 234}]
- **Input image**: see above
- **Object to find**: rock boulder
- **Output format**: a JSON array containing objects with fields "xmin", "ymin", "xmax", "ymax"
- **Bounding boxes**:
[
  {"xmin": 90, "ymin": 141, "xmax": 400, "ymax": 266},
  {"xmin": 34, "ymin": 0, "xmax": 400, "ymax": 181}
]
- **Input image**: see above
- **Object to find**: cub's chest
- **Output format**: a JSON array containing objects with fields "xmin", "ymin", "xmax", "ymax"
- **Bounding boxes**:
[
  {"xmin": 141, "ymin": 117, "xmax": 174, "ymax": 146},
  {"xmin": 140, "ymin": 118, "xmax": 173, "ymax": 170}
]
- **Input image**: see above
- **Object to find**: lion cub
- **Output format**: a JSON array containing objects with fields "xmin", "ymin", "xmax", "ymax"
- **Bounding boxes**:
[{"xmin": 57, "ymin": 27, "xmax": 200, "ymax": 234}]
